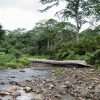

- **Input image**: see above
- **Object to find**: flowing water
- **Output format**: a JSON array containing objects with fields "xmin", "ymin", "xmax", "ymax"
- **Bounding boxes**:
[
  {"xmin": 0, "ymin": 67, "xmax": 52, "ymax": 88},
  {"xmin": 0, "ymin": 65, "xmax": 75, "ymax": 100}
]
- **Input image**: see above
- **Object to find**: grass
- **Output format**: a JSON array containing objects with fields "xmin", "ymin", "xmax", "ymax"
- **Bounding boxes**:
[{"xmin": 54, "ymin": 68, "xmax": 62, "ymax": 78}]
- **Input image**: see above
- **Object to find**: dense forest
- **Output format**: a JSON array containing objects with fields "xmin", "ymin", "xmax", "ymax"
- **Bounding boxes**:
[
  {"xmin": 0, "ymin": 0, "xmax": 100, "ymax": 100},
  {"xmin": 0, "ymin": 0, "xmax": 100, "ymax": 69},
  {"xmin": 0, "ymin": 19, "xmax": 100, "ymax": 69}
]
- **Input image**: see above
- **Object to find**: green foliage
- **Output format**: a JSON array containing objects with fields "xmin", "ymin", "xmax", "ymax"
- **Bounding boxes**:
[
  {"xmin": 40, "ymin": 0, "xmax": 100, "ymax": 41},
  {"xmin": 87, "ymin": 49, "xmax": 100, "ymax": 65},
  {"xmin": 32, "ymin": 55, "xmax": 48, "ymax": 59},
  {"xmin": 0, "ymin": 24, "xmax": 5, "ymax": 41},
  {"xmin": 0, "ymin": 52, "xmax": 31, "ymax": 69},
  {"xmin": 54, "ymin": 68, "xmax": 62, "ymax": 78},
  {"xmin": 0, "ymin": 21, "xmax": 100, "ymax": 69}
]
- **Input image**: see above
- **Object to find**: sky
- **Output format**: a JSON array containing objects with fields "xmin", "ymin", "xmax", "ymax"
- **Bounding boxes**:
[{"xmin": 0, "ymin": 0, "xmax": 68, "ymax": 30}]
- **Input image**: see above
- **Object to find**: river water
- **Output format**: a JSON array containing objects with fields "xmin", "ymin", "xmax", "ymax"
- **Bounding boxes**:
[
  {"xmin": 0, "ymin": 67, "xmax": 52, "ymax": 88},
  {"xmin": 0, "ymin": 65, "xmax": 75, "ymax": 100}
]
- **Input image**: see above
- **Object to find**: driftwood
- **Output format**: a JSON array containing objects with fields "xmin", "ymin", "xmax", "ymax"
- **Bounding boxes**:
[{"xmin": 30, "ymin": 59, "xmax": 90, "ymax": 67}]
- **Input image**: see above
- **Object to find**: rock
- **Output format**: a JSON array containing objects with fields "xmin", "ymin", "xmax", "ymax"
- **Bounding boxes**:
[
  {"xmin": 49, "ymin": 84, "xmax": 54, "ymax": 90},
  {"xmin": 3, "ymin": 85, "xmax": 17, "ymax": 93},
  {"xmin": 46, "ymin": 79, "xmax": 51, "ymax": 83},
  {"xmin": 0, "ymin": 82, "xmax": 5, "ymax": 85},
  {"xmin": 10, "ymin": 76, "xmax": 16, "ymax": 78},
  {"xmin": 11, "ymin": 91, "xmax": 21, "ymax": 98},
  {"xmin": 94, "ymin": 84, "xmax": 100, "ymax": 93},
  {"xmin": 0, "ymin": 91, "xmax": 10, "ymax": 96},
  {"xmin": 42, "ymin": 81, "xmax": 46, "ymax": 84},
  {"xmin": 9, "ymin": 81, "xmax": 18, "ymax": 85},
  {"xmin": 24, "ymin": 87, "xmax": 32, "ymax": 92},
  {"xmin": 36, "ymin": 89, "xmax": 41, "ymax": 94},
  {"xmin": 55, "ymin": 94, "xmax": 62, "ymax": 99},
  {"xmin": 34, "ymin": 94, "xmax": 44, "ymax": 100},
  {"xmin": 20, "ymin": 70, "xmax": 25, "ymax": 72},
  {"xmin": 59, "ymin": 84, "xmax": 67, "ymax": 89}
]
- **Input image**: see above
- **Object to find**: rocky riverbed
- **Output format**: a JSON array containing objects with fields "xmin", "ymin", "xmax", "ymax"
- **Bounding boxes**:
[{"xmin": 0, "ymin": 64, "xmax": 100, "ymax": 100}]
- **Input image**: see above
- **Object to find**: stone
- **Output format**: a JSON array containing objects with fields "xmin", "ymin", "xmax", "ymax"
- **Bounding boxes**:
[
  {"xmin": 36, "ymin": 89, "xmax": 41, "ymax": 94},
  {"xmin": 49, "ymin": 84, "xmax": 54, "ymax": 90},
  {"xmin": 34, "ymin": 94, "xmax": 44, "ymax": 100},
  {"xmin": 24, "ymin": 87, "xmax": 32, "ymax": 92},
  {"xmin": 0, "ymin": 82, "xmax": 5, "ymax": 85},
  {"xmin": 0, "ymin": 91, "xmax": 10, "ymax": 96},
  {"xmin": 59, "ymin": 84, "xmax": 67, "ymax": 89},
  {"xmin": 11, "ymin": 91, "xmax": 21, "ymax": 98},
  {"xmin": 10, "ymin": 76, "xmax": 16, "ymax": 78},
  {"xmin": 94, "ymin": 84, "xmax": 100, "ymax": 93},
  {"xmin": 46, "ymin": 79, "xmax": 51, "ymax": 82},
  {"xmin": 3, "ymin": 85, "xmax": 17, "ymax": 93},
  {"xmin": 20, "ymin": 70, "xmax": 25, "ymax": 72},
  {"xmin": 55, "ymin": 94, "xmax": 62, "ymax": 99},
  {"xmin": 9, "ymin": 81, "xmax": 18, "ymax": 85}
]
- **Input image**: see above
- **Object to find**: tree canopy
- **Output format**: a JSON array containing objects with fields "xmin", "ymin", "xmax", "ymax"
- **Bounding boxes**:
[{"xmin": 39, "ymin": 0, "xmax": 100, "ymax": 42}]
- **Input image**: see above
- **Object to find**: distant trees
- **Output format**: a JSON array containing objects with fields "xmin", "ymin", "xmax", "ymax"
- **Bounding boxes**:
[
  {"xmin": 0, "ymin": 20, "xmax": 100, "ymax": 59},
  {"xmin": 0, "ymin": 24, "xmax": 5, "ymax": 41},
  {"xmin": 40, "ymin": 0, "xmax": 100, "ymax": 42}
]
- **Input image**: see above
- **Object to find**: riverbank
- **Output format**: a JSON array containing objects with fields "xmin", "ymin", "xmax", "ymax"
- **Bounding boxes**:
[{"xmin": 0, "ymin": 64, "xmax": 100, "ymax": 100}]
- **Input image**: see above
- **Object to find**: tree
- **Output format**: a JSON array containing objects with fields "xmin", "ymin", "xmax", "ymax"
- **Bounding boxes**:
[
  {"xmin": 0, "ymin": 24, "xmax": 5, "ymax": 41},
  {"xmin": 39, "ymin": 0, "xmax": 100, "ymax": 42},
  {"xmin": 34, "ymin": 19, "xmax": 58, "ymax": 50}
]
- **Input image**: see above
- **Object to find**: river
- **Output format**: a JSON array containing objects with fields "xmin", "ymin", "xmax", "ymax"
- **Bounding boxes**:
[{"xmin": 0, "ymin": 64, "xmax": 75, "ymax": 100}]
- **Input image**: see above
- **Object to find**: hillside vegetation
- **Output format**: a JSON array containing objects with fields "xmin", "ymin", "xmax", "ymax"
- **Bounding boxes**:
[{"xmin": 0, "ymin": 20, "xmax": 100, "ymax": 69}]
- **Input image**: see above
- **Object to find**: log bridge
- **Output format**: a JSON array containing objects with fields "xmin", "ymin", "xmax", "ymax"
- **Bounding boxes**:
[{"xmin": 30, "ymin": 59, "xmax": 90, "ymax": 67}]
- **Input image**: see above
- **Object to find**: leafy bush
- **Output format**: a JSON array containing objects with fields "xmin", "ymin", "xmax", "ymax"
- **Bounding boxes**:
[
  {"xmin": 0, "ymin": 52, "xmax": 31, "ymax": 69},
  {"xmin": 18, "ymin": 57, "xmax": 30, "ymax": 65},
  {"xmin": 87, "ymin": 49, "xmax": 100, "ymax": 65},
  {"xmin": 6, "ymin": 62, "xmax": 18, "ymax": 69}
]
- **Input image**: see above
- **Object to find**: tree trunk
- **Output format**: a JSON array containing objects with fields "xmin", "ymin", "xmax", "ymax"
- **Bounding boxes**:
[
  {"xmin": 31, "ymin": 59, "xmax": 90, "ymax": 67},
  {"xmin": 47, "ymin": 36, "xmax": 50, "ymax": 49},
  {"xmin": 76, "ymin": 18, "xmax": 80, "ymax": 43}
]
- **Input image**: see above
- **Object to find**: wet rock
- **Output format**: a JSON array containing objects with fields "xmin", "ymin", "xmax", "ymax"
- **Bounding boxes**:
[
  {"xmin": 11, "ymin": 91, "xmax": 21, "ymax": 98},
  {"xmin": 20, "ymin": 70, "xmax": 25, "ymax": 72},
  {"xmin": 24, "ymin": 87, "xmax": 32, "ymax": 92},
  {"xmin": 10, "ymin": 76, "xmax": 16, "ymax": 78},
  {"xmin": 9, "ymin": 81, "xmax": 18, "ymax": 85},
  {"xmin": 0, "ymin": 82, "xmax": 5, "ymax": 85}
]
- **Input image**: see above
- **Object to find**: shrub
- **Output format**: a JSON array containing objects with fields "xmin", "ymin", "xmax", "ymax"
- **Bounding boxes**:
[
  {"xmin": 6, "ymin": 62, "xmax": 18, "ymax": 69},
  {"xmin": 18, "ymin": 57, "xmax": 30, "ymax": 65},
  {"xmin": 87, "ymin": 49, "xmax": 100, "ymax": 69}
]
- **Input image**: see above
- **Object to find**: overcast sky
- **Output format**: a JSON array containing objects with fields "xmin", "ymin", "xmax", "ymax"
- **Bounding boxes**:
[{"xmin": 0, "ymin": 0, "xmax": 68, "ymax": 30}]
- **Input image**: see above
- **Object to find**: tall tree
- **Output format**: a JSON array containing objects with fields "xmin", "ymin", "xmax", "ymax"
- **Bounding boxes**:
[
  {"xmin": 34, "ymin": 19, "xmax": 57, "ymax": 49},
  {"xmin": 39, "ymin": 0, "xmax": 100, "ymax": 42},
  {"xmin": 0, "ymin": 24, "xmax": 5, "ymax": 41}
]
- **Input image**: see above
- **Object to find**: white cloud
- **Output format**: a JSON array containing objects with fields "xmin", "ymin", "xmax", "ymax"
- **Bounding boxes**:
[
  {"xmin": 0, "ymin": 0, "xmax": 62, "ymax": 30},
  {"xmin": 0, "ymin": 0, "xmax": 89, "ymax": 31}
]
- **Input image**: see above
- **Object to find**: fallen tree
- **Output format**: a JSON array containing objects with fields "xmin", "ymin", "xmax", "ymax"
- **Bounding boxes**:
[{"xmin": 30, "ymin": 59, "xmax": 90, "ymax": 67}]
